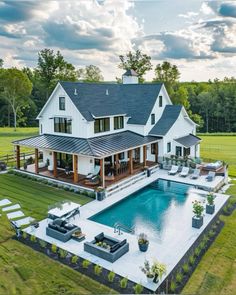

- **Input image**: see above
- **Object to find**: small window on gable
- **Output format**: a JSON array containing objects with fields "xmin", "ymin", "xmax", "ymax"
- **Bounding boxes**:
[
  {"xmin": 59, "ymin": 97, "xmax": 65, "ymax": 110},
  {"xmin": 151, "ymin": 113, "xmax": 155, "ymax": 125},
  {"xmin": 167, "ymin": 142, "xmax": 171, "ymax": 153},
  {"xmin": 159, "ymin": 95, "xmax": 163, "ymax": 107},
  {"xmin": 40, "ymin": 124, "xmax": 43, "ymax": 134}
]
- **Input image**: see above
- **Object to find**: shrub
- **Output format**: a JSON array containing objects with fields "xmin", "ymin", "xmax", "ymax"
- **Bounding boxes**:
[
  {"xmin": 51, "ymin": 244, "xmax": 57, "ymax": 253},
  {"xmin": 22, "ymin": 232, "xmax": 28, "ymax": 239},
  {"xmin": 202, "ymin": 235, "xmax": 209, "ymax": 245},
  {"xmin": 59, "ymin": 248, "xmax": 68, "ymax": 259},
  {"xmin": 39, "ymin": 239, "xmax": 47, "ymax": 248},
  {"xmin": 52, "ymin": 183, "xmax": 58, "ymax": 187},
  {"xmin": 170, "ymin": 280, "xmax": 176, "ymax": 293},
  {"xmin": 94, "ymin": 264, "xmax": 102, "ymax": 276},
  {"xmin": 71, "ymin": 255, "xmax": 79, "ymax": 264},
  {"xmin": 82, "ymin": 259, "xmax": 91, "ymax": 269},
  {"xmin": 175, "ymin": 271, "xmax": 183, "ymax": 284},
  {"xmin": 208, "ymin": 230, "xmax": 215, "ymax": 238},
  {"xmin": 30, "ymin": 235, "xmax": 37, "ymax": 243},
  {"xmin": 133, "ymin": 283, "xmax": 143, "ymax": 294},
  {"xmin": 194, "ymin": 247, "xmax": 201, "ymax": 257},
  {"xmin": 107, "ymin": 271, "xmax": 115, "ymax": 282},
  {"xmin": 199, "ymin": 241, "xmax": 206, "ymax": 250},
  {"xmin": 64, "ymin": 186, "xmax": 69, "ymax": 191},
  {"xmin": 89, "ymin": 192, "xmax": 96, "ymax": 199},
  {"xmin": 120, "ymin": 277, "xmax": 128, "ymax": 289},
  {"xmin": 70, "ymin": 188, "xmax": 74, "ymax": 192},
  {"xmin": 182, "ymin": 263, "xmax": 189, "ymax": 274},
  {"xmin": 189, "ymin": 254, "xmax": 195, "ymax": 266}
]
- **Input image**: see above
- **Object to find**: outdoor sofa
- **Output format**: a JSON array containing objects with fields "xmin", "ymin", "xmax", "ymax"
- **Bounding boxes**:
[
  {"xmin": 84, "ymin": 232, "xmax": 129, "ymax": 263},
  {"xmin": 46, "ymin": 218, "xmax": 80, "ymax": 242}
]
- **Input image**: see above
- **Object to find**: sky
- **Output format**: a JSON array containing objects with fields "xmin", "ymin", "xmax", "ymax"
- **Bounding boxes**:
[{"xmin": 0, "ymin": 0, "xmax": 236, "ymax": 81}]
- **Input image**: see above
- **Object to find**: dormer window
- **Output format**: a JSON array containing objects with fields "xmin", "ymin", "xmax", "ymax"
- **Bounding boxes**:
[
  {"xmin": 159, "ymin": 96, "xmax": 163, "ymax": 107},
  {"xmin": 59, "ymin": 97, "xmax": 65, "ymax": 110},
  {"xmin": 151, "ymin": 113, "xmax": 155, "ymax": 125},
  {"xmin": 114, "ymin": 116, "xmax": 124, "ymax": 130},
  {"xmin": 94, "ymin": 118, "xmax": 110, "ymax": 133}
]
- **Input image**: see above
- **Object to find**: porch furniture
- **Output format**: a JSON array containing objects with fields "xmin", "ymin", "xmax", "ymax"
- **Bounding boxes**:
[
  {"xmin": 203, "ymin": 161, "xmax": 223, "ymax": 172},
  {"xmin": 48, "ymin": 165, "xmax": 53, "ymax": 172},
  {"xmin": 71, "ymin": 229, "xmax": 86, "ymax": 242},
  {"xmin": 48, "ymin": 202, "xmax": 81, "ymax": 220},
  {"xmin": 84, "ymin": 176, "xmax": 100, "ymax": 186},
  {"xmin": 86, "ymin": 165, "xmax": 100, "ymax": 179},
  {"xmin": 168, "ymin": 165, "xmax": 179, "ymax": 175},
  {"xmin": 179, "ymin": 167, "xmax": 189, "ymax": 177},
  {"xmin": 190, "ymin": 168, "xmax": 201, "ymax": 179},
  {"xmin": 38, "ymin": 162, "xmax": 46, "ymax": 169},
  {"xmin": 84, "ymin": 232, "xmax": 129, "ymax": 263},
  {"xmin": 206, "ymin": 171, "xmax": 216, "ymax": 182},
  {"xmin": 105, "ymin": 173, "xmax": 115, "ymax": 181},
  {"xmin": 46, "ymin": 218, "xmax": 80, "ymax": 242}
]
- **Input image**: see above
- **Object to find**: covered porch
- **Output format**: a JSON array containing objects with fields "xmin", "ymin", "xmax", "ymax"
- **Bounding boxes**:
[{"xmin": 13, "ymin": 132, "xmax": 161, "ymax": 190}]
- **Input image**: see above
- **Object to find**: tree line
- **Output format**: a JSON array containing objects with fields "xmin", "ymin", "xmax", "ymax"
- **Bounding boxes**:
[{"xmin": 0, "ymin": 49, "xmax": 236, "ymax": 132}]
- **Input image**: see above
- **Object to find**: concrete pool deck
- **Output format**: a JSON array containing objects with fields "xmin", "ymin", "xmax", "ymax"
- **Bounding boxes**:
[{"xmin": 24, "ymin": 169, "xmax": 229, "ymax": 291}]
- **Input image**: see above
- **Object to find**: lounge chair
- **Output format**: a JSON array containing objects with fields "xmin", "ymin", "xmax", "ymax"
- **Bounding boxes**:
[
  {"xmin": 86, "ymin": 165, "xmax": 100, "ymax": 179},
  {"xmin": 179, "ymin": 167, "xmax": 189, "ymax": 177},
  {"xmin": 190, "ymin": 168, "xmax": 200, "ymax": 179},
  {"xmin": 206, "ymin": 171, "xmax": 216, "ymax": 182},
  {"xmin": 168, "ymin": 165, "xmax": 179, "ymax": 175}
]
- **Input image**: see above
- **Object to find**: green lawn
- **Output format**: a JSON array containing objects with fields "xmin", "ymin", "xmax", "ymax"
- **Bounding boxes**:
[
  {"xmin": 182, "ymin": 182, "xmax": 236, "ymax": 295},
  {"xmin": 200, "ymin": 135, "xmax": 236, "ymax": 177},
  {"xmin": 0, "ymin": 127, "xmax": 38, "ymax": 157},
  {"xmin": 0, "ymin": 174, "xmax": 116, "ymax": 295}
]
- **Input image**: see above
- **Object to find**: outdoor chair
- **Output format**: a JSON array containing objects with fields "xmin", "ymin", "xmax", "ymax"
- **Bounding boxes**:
[
  {"xmin": 86, "ymin": 165, "xmax": 100, "ymax": 179},
  {"xmin": 190, "ymin": 168, "xmax": 201, "ymax": 179},
  {"xmin": 206, "ymin": 171, "xmax": 216, "ymax": 182},
  {"xmin": 179, "ymin": 167, "xmax": 189, "ymax": 177},
  {"xmin": 168, "ymin": 165, "xmax": 179, "ymax": 175}
]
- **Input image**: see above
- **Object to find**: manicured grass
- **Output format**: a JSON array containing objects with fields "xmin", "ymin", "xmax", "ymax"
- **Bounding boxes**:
[
  {"xmin": 200, "ymin": 135, "xmax": 236, "ymax": 177},
  {"xmin": 0, "ymin": 127, "xmax": 38, "ymax": 157},
  {"xmin": 0, "ymin": 174, "xmax": 116, "ymax": 294},
  {"xmin": 182, "ymin": 182, "xmax": 236, "ymax": 295}
]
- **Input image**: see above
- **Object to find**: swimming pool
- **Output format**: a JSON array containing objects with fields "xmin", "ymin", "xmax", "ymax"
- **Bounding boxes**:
[{"xmin": 90, "ymin": 179, "xmax": 204, "ymax": 242}]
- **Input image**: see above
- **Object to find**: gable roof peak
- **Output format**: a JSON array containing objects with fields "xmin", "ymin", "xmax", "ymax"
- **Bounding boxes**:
[{"xmin": 123, "ymin": 69, "xmax": 138, "ymax": 77}]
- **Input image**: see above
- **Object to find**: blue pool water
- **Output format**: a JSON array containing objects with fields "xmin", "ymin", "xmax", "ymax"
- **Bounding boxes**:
[{"xmin": 90, "ymin": 179, "xmax": 203, "ymax": 241}]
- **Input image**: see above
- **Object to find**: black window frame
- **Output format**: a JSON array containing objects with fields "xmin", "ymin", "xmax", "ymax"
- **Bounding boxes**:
[
  {"xmin": 176, "ymin": 146, "xmax": 182, "ymax": 157},
  {"xmin": 151, "ymin": 113, "xmax": 155, "ymax": 125},
  {"xmin": 167, "ymin": 142, "xmax": 171, "ymax": 153},
  {"xmin": 54, "ymin": 117, "xmax": 72, "ymax": 134},
  {"xmin": 59, "ymin": 97, "xmax": 65, "ymax": 110},
  {"xmin": 151, "ymin": 143, "xmax": 156, "ymax": 155},
  {"xmin": 94, "ymin": 118, "xmax": 110, "ymax": 133},
  {"xmin": 159, "ymin": 95, "xmax": 163, "ymax": 107},
  {"xmin": 114, "ymin": 116, "xmax": 124, "ymax": 130}
]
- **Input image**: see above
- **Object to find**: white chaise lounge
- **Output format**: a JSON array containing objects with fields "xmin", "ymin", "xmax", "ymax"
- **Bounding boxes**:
[
  {"xmin": 206, "ymin": 171, "xmax": 216, "ymax": 182},
  {"xmin": 86, "ymin": 165, "xmax": 100, "ymax": 179},
  {"xmin": 179, "ymin": 167, "xmax": 189, "ymax": 177},
  {"xmin": 168, "ymin": 165, "xmax": 179, "ymax": 175},
  {"xmin": 190, "ymin": 168, "xmax": 201, "ymax": 179}
]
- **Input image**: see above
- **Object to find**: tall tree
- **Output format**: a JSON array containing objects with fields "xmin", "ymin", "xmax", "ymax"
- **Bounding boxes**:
[
  {"xmin": 78, "ymin": 65, "xmax": 104, "ymax": 82},
  {"xmin": 153, "ymin": 61, "xmax": 180, "ymax": 94},
  {"xmin": 0, "ymin": 58, "xmax": 3, "ymax": 68},
  {"xmin": 36, "ymin": 49, "xmax": 77, "ymax": 100},
  {"xmin": 118, "ymin": 50, "xmax": 152, "ymax": 83},
  {"xmin": 0, "ymin": 68, "xmax": 32, "ymax": 130}
]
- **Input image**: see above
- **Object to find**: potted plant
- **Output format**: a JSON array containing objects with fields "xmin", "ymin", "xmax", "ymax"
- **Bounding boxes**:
[
  {"xmin": 151, "ymin": 260, "xmax": 167, "ymax": 283},
  {"xmin": 140, "ymin": 260, "xmax": 154, "ymax": 283},
  {"xmin": 192, "ymin": 200, "xmax": 204, "ymax": 228},
  {"xmin": 138, "ymin": 233, "xmax": 149, "ymax": 252},
  {"xmin": 206, "ymin": 192, "xmax": 215, "ymax": 214},
  {"xmin": 96, "ymin": 186, "xmax": 106, "ymax": 201}
]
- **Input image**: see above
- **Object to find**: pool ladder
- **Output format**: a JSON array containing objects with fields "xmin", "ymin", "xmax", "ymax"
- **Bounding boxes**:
[{"xmin": 114, "ymin": 222, "xmax": 135, "ymax": 235}]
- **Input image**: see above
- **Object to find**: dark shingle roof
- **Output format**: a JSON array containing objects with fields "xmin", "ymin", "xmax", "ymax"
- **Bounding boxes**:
[
  {"xmin": 149, "ymin": 105, "xmax": 183, "ymax": 136},
  {"xmin": 123, "ymin": 69, "xmax": 138, "ymax": 76},
  {"xmin": 59, "ymin": 82, "xmax": 163, "ymax": 125},
  {"xmin": 174, "ymin": 134, "xmax": 201, "ymax": 148},
  {"xmin": 13, "ymin": 131, "xmax": 160, "ymax": 158}
]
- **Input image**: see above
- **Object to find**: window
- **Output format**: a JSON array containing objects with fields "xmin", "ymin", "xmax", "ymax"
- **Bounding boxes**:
[
  {"xmin": 94, "ymin": 118, "xmax": 110, "ymax": 133},
  {"xmin": 184, "ymin": 147, "xmax": 190, "ymax": 157},
  {"xmin": 54, "ymin": 117, "xmax": 72, "ymax": 134},
  {"xmin": 159, "ymin": 96, "xmax": 163, "ymax": 107},
  {"xmin": 167, "ymin": 142, "xmax": 171, "ymax": 153},
  {"xmin": 151, "ymin": 113, "xmax": 155, "ymax": 125},
  {"xmin": 59, "ymin": 97, "xmax": 65, "ymax": 110},
  {"xmin": 151, "ymin": 143, "xmax": 156, "ymax": 155},
  {"xmin": 118, "ymin": 152, "xmax": 125, "ymax": 160},
  {"xmin": 176, "ymin": 146, "xmax": 182, "ymax": 157},
  {"xmin": 114, "ymin": 116, "xmax": 124, "ymax": 130}
]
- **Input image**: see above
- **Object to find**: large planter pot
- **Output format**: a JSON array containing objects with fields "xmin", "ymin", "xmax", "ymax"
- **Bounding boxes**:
[
  {"xmin": 192, "ymin": 216, "xmax": 203, "ymax": 229},
  {"xmin": 96, "ymin": 191, "xmax": 105, "ymax": 201},
  {"xmin": 206, "ymin": 204, "xmax": 215, "ymax": 214},
  {"xmin": 138, "ymin": 242, "xmax": 149, "ymax": 252}
]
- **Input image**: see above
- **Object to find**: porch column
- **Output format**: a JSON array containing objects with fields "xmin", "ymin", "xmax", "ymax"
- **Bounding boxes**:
[
  {"xmin": 128, "ymin": 150, "xmax": 133, "ymax": 175},
  {"xmin": 16, "ymin": 145, "xmax": 20, "ymax": 169},
  {"xmin": 143, "ymin": 145, "xmax": 147, "ymax": 167},
  {"xmin": 53, "ymin": 151, "xmax": 58, "ymax": 178},
  {"xmin": 73, "ymin": 154, "xmax": 79, "ymax": 183},
  {"xmin": 100, "ymin": 158, "xmax": 105, "ymax": 188},
  {"xmin": 115, "ymin": 154, "xmax": 119, "ymax": 174},
  {"xmin": 155, "ymin": 143, "xmax": 159, "ymax": 163},
  {"xmin": 35, "ymin": 148, "xmax": 39, "ymax": 174}
]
